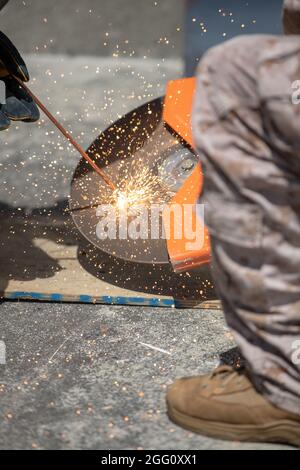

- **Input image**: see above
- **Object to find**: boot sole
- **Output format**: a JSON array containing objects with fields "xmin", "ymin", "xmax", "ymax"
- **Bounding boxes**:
[{"xmin": 167, "ymin": 403, "xmax": 300, "ymax": 447}]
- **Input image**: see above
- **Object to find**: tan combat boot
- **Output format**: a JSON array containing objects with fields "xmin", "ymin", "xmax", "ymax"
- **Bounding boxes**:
[{"xmin": 167, "ymin": 365, "xmax": 300, "ymax": 447}]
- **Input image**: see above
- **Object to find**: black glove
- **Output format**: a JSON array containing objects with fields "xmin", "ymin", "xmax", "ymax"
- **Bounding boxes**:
[{"xmin": 0, "ymin": 31, "xmax": 39, "ymax": 130}]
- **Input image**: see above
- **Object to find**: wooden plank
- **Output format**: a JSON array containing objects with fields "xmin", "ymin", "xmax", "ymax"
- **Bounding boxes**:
[{"xmin": 0, "ymin": 213, "xmax": 221, "ymax": 310}]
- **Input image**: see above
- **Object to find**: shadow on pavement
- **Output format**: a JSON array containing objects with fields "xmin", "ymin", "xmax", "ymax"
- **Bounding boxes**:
[
  {"xmin": 0, "ymin": 201, "xmax": 75, "ymax": 297},
  {"xmin": 77, "ymin": 237, "xmax": 216, "ymax": 303}
]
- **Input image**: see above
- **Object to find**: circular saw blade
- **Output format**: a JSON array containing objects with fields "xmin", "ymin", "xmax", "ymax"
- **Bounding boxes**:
[{"xmin": 70, "ymin": 97, "xmax": 197, "ymax": 264}]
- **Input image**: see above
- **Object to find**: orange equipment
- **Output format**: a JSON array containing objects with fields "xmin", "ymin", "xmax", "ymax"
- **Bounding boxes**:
[{"xmin": 162, "ymin": 77, "xmax": 210, "ymax": 273}]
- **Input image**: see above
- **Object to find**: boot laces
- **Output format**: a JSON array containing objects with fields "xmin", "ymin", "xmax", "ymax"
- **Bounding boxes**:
[{"xmin": 210, "ymin": 365, "xmax": 243, "ymax": 387}]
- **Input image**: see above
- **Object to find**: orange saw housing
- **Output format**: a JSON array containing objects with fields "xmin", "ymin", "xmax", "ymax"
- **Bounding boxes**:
[{"xmin": 162, "ymin": 77, "xmax": 211, "ymax": 273}]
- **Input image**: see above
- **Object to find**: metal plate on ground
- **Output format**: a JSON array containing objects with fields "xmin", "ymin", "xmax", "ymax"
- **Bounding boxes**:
[{"xmin": 0, "ymin": 210, "xmax": 220, "ymax": 309}]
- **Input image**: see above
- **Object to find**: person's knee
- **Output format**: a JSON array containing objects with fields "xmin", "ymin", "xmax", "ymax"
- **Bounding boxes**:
[
  {"xmin": 195, "ymin": 36, "xmax": 265, "ymax": 118},
  {"xmin": 198, "ymin": 35, "xmax": 268, "ymax": 75},
  {"xmin": 197, "ymin": 35, "xmax": 258, "ymax": 77}
]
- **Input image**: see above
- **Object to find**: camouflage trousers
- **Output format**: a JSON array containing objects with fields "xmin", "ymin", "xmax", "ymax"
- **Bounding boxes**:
[{"xmin": 193, "ymin": 35, "xmax": 300, "ymax": 415}]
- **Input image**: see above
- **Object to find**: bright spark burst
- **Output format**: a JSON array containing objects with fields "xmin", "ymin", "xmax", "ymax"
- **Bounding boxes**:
[
  {"xmin": 115, "ymin": 191, "xmax": 128, "ymax": 211},
  {"xmin": 112, "ymin": 165, "xmax": 172, "ymax": 213}
]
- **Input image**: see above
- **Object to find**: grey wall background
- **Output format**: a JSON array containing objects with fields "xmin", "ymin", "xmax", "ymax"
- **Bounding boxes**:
[
  {"xmin": 0, "ymin": 0, "xmax": 184, "ymax": 57},
  {"xmin": 185, "ymin": 0, "xmax": 283, "ymax": 75}
]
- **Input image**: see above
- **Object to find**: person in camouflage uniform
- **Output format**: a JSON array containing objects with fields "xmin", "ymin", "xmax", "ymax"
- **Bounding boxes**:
[
  {"xmin": 167, "ymin": 0, "xmax": 300, "ymax": 447},
  {"xmin": 0, "ymin": 0, "xmax": 39, "ymax": 130}
]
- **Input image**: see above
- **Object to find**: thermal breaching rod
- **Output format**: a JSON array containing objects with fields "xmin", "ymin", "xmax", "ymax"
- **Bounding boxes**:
[{"xmin": 15, "ymin": 76, "xmax": 116, "ymax": 192}]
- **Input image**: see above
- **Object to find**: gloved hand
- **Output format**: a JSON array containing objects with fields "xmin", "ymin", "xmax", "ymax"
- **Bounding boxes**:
[{"xmin": 0, "ymin": 31, "xmax": 39, "ymax": 130}]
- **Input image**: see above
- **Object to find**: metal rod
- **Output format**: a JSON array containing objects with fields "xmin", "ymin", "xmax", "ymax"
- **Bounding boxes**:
[{"xmin": 14, "ymin": 76, "xmax": 116, "ymax": 192}]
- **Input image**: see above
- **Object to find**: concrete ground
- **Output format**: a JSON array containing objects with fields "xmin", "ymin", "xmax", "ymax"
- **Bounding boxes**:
[{"xmin": 0, "ymin": 301, "xmax": 292, "ymax": 450}]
